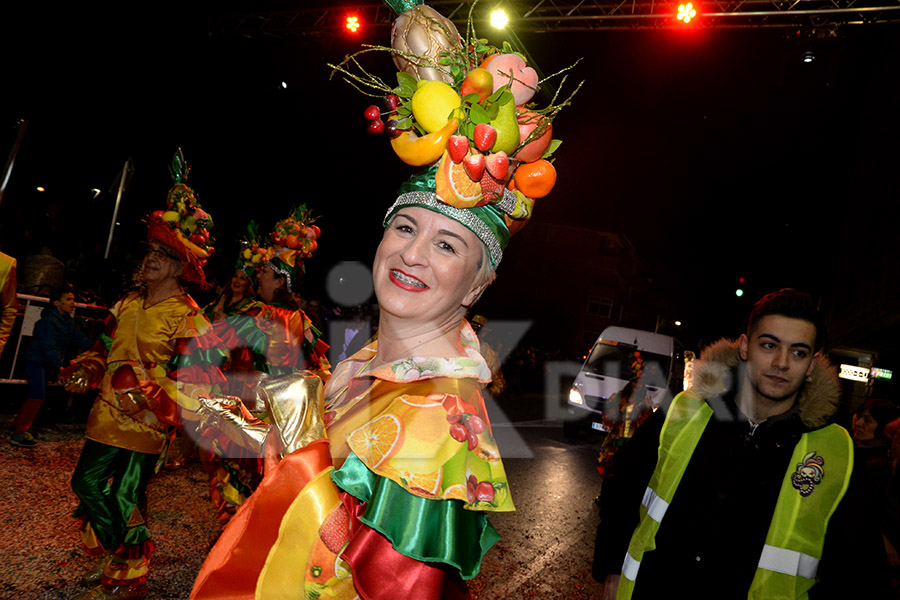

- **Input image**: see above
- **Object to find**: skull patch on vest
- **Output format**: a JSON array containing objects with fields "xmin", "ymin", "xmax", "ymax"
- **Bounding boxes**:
[{"xmin": 791, "ymin": 451, "xmax": 825, "ymax": 497}]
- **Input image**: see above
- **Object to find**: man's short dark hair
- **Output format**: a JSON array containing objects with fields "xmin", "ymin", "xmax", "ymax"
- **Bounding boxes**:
[
  {"xmin": 50, "ymin": 285, "xmax": 74, "ymax": 304},
  {"xmin": 747, "ymin": 289, "xmax": 825, "ymax": 350}
]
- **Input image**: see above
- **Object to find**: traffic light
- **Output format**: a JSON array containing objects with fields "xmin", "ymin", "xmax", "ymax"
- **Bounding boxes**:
[
  {"xmin": 345, "ymin": 15, "xmax": 360, "ymax": 33},
  {"xmin": 677, "ymin": 2, "xmax": 698, "ymax": 23},
  {"xmin": 736, "ymin": 277, "xmax": 745, "ymax": 297}
]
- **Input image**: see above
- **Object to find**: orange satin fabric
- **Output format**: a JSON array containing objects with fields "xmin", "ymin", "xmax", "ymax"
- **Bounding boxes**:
[{"xmin": 191, "ymin": 439, "xmax": 333, "ymax": 600}]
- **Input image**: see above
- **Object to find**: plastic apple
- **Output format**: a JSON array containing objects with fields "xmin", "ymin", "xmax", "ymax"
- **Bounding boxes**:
[{"xmin": 460, "ymin": 68, "xmax": 493, "ymax": 103}]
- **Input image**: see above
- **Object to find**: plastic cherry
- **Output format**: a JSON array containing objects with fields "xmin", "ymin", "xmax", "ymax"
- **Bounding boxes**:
[
  {"xmin": 367, "ymin": 119, "xmax": 385, "ymax": 135},
  {"xmin": 364, "ymin": 105, "xmax": 381, "ymax": 121},
  {"xmin": 383, "ymin": 94, "xmax": 400, "ymax": 112},
  {"xmin": 385, "ymin": 120, "xmax": 403, "ymax": 139}
]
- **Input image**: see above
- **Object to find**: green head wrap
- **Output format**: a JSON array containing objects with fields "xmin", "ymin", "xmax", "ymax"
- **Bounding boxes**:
[{"xmin": 383, "ymin": 165, "xmax": 511, "ymax": 269}]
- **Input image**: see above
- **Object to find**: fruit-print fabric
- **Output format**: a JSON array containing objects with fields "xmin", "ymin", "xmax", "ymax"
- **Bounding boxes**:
[
  {"xmin": 323, "ymin": 319, "xmax": 513, "ymax": 511},
  {"xmin": 191, "ymin": 319, "xmax": 512, "ymax": 600}
]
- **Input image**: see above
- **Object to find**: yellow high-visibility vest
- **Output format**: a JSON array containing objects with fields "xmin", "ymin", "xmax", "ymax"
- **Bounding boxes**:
[{"xmin": 617, "ymin": 391, "xmax": 853, "ymax": 600}]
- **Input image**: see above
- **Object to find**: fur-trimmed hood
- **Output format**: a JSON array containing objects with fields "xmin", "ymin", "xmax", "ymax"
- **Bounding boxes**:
[{"xmin": 689, "ymin": 338, "xmax": 842, "ymax": 429}]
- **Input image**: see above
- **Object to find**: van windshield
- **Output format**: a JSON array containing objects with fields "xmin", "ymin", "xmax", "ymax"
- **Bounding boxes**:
[{"xmin": 584, "ymin": 342, "xmax": 670, "ymax": 388}]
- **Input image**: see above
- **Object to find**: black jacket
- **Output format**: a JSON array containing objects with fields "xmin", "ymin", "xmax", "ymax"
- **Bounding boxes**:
[
  {"xmin": 24, "ymin": 306, "xmax": 93, "ymax": 378},
  {"xmin": 593, "ymin": 339, "xmax": 891, "ymax": 599}
]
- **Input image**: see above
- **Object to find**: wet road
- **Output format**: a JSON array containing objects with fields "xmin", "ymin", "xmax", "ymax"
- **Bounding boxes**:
[{"xmin": 474, "ymin": 418, "xmax": 607, "ymax": 598}]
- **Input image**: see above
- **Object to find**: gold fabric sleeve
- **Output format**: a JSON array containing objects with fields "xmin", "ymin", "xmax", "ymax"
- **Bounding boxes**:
[{"xmin": 259, "ymin": 371, "xmax": 326, "ymax": 457}]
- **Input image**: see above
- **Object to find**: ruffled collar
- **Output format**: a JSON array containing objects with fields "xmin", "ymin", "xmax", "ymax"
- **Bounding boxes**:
[{"xmin": 332, "ymin": 319, "xmax": 492, "ymax": 387}]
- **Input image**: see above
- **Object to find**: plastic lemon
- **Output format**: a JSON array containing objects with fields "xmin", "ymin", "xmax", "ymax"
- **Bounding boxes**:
[{"xmin": 411, "ymin": 81, "xmax": 462, "ymax": 133}]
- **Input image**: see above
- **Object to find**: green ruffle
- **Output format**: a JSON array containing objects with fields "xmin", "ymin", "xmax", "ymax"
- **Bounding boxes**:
[
  {"xmin": 169, "ymin": 344, "xmax": 229, "ymax": 371},
  {"xmin": 332, "ymin": 452, "xmax": 500, "ymax": 580},
  {"xmin": 223, "ymin": 313, "xmax": 270, "ymax": 372}
]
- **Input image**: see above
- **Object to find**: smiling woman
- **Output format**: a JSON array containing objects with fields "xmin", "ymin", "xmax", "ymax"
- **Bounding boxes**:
[{"xmin": 190, "ymin": 3, "xmax": 579, "ymax": 598}]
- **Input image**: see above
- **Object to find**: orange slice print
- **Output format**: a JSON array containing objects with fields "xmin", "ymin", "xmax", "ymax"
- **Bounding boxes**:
[
  {"xmin": 348, "ymin": 414, "xmax": 403, "ymax": 468},
  {"xmin": 396, "ymin": 466, "xmax": 444, "ymax": 497},
  {"xmin": 400, "ymin": 394, "xmax": 445, "ymax": 408},
  {"xmin": 442, "ymin": 483, "xmax": 467, "ymax": 502}
]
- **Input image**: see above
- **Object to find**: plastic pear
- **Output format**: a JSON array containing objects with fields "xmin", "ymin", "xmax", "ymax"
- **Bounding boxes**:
[{"xmin": 489, "ymin": 96, "xmax": 520, "ymax": 155}]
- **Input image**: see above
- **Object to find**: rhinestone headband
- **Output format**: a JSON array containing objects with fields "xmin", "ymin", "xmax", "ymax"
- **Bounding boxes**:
[
  {"xmin": 268, "ymin": 259, "xmax": 295, "ymax": 294},
  {"xmin": 384, "ymin": 191, "xmax": 503, "ymax": 269}
]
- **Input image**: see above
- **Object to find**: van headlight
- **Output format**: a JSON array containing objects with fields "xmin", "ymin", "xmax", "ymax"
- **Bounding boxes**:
[{"xmin": 568, "ymin": 387, "xmax": 584, "ymax": 405}]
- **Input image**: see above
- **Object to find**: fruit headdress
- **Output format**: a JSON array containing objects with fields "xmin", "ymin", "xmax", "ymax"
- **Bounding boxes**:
[
  {"xmin": 329, "ymin": 0, "xmax": 581, "ymax": 269},
  {"xmin": 266, "ymin": 204, "xmax": 321, "ymax": 294},
  {"xmin": 146, "ymin": 149, "xmax": 215, "ymax": 288},
  {"xmin": 235, "ymin": 220, "xmax": 270, "ymax": 282}
]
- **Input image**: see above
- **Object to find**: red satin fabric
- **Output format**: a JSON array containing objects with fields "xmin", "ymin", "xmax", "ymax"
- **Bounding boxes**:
[
  {"xmin": 340, "ymin": 504, "xmax": 472, "ymax": 600},
  {"xmin": 191, "ymin": 439, "xmax": 333, "ymax": 600},
  {"xmin": 139, "ymin": 381, "xmax": 181, "ymax": 427}
]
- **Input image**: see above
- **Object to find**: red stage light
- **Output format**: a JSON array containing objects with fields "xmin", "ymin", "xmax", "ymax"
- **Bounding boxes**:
[{"xmin": 677, "ymin": 2, "xmax": 698, "ymax": 23}]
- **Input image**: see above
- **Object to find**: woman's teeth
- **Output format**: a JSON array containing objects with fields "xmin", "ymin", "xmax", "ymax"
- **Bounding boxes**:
[{"xmin": 392, "ymin": 270, "xmax": 426, "ymax": 288}]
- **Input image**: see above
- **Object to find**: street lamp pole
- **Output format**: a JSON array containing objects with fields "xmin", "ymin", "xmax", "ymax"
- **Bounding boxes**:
[{"xmin": 0, "ymin": 118, "xmax": 28, "ymax": 211}]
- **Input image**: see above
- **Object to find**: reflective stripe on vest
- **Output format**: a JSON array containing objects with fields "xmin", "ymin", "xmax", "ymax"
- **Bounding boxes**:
[
  {"xmin": 757, "ymin": 545, "xmax": 819, "ymax": 579},
  {"xmin": 642, "ymin": 487, "xmax": 669, "ymax": 523},
  {"xmin": 620, "ymin": 487, "xmax": 671, "ymax": 580},
  {"xmin": 617, "ymin": 391, "xmax": 853, "ymax": 600}
]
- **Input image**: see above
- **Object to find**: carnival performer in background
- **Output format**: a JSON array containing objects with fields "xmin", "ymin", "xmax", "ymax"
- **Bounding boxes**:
[
  {"xmin": 594, "ymin": 352, "xmax": 654, "ymax": 478},
  {"xmin": 194, "ymin": 211, "xmax": 330, "ymax": 523},
  {"xmin": 190, "ymin": 3, "xmax": 579, "ymax": 597},
  {"xmin": 62, "ymin": 150, "xmax": 225, "ymax": 600},
  {"xmin": 253, "ymin": 205, "xmax": 330, "ymax": 383},
  {"xmin": 203, "ymin": 221, "xmax": 268, "ymax": 403},
  {"xmin": 197, "ymin": 223, "xmax": 269, "ymax": 524}
]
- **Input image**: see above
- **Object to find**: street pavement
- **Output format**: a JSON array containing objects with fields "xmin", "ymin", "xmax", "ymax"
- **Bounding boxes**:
[{"xmin": 1, "ymin": 386, "xmax": 610, "ymax": 599}]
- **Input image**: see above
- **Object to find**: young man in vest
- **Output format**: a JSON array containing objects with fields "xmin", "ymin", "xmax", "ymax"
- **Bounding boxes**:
[{"xmin": 593, "ymin": 288, "xmax": 890, "ymax": 599}]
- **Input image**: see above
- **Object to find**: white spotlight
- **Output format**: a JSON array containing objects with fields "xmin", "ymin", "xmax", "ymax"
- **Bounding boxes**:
[{"xmin": 490, "ymin": 9, "xmax": 509, "ymax": 29}]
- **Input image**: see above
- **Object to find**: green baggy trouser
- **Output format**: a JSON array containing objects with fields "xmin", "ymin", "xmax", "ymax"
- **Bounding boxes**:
[{"xmin": 71, "ymin": 439, "xmax": 159, "ymax": 556}]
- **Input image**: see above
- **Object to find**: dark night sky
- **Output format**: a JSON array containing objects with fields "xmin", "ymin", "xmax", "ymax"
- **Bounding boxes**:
[{"xmin": 2, "ymin": 4, "xmax": 898, "ymax": 350}]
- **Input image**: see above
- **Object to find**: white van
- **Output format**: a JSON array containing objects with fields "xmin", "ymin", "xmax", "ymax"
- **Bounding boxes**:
[{"xmin": 564, "ymin": 326, "xmax": 684, "ymax": 436}]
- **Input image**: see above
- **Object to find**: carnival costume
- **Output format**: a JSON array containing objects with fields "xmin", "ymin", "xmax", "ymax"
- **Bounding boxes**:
[
  {"xmin": 253, "ymin": 206, "xmax": 330, "ymax": 384},
  {"xmin": 192, "ymin": 2, "xmax": 579, "ymax": 597},
  {"xmin": 200, "ymin": 214, "xmax": 330, "ymax": 522},
  {"xmin": 63, "ymin": 150, "xmax": 224, "ymax": 596},
  {"xmin": 199, "ymin": 223, "xmax": 269, "ymax": 523}
]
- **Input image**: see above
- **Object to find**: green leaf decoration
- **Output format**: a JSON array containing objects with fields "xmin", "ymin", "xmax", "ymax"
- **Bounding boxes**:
[
  {"xmin": 396, "ymin": 72, "xmax": 418, "ymax": 97},
  {"xmin": 460, "ymin": 120, "xmax": 474, "ymax": 139},
  {"xmin": 469, "ymin": 103, "xmax": 491, "ymax": 125},
  {"xmin": 168, "ymin": 148, "xmax": 190, "ymax": 185},
  {"xmin": 542, "ymin": 139, "xmax": 563, "ymax": 159},
  {"xmin": 383, "ymin": 0, "xmax": 423, "ymax": 15},
  {"xmin": 462, "ymin": 92, "xmax": 480, "ymax": 105}
]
